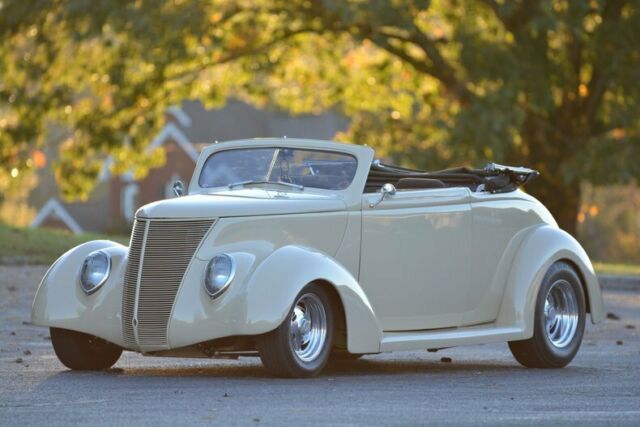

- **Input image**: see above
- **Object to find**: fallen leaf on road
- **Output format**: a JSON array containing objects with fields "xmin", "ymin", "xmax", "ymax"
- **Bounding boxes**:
[{"xmin": 607, "ymin": 312, "xmax": 621, "ymax": 321}]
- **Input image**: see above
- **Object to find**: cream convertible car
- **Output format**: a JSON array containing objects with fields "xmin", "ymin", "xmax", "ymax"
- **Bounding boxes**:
[{"xmin": 32, "ymin": 139, "xmax": 604, "ymax": 377}]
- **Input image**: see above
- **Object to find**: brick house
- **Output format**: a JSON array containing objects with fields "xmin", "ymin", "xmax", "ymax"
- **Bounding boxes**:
[{"xmin": 30, "ymin": 99, "xmax": 348, "ymax": 234}]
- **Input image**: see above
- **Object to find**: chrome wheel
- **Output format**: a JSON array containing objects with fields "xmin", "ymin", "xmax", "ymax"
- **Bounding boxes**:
[
  {"xmin": 289, "ymin": 293, "xmax": 328, "ymax": 362},
  {"xmin": 544, "ymin": 280, "xmax": 579, "ymax": 348}
]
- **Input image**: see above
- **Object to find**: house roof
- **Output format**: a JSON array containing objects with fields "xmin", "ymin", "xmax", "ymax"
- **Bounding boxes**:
[
  {"xmin": 147, "ymin": 122, "xmax": 199, "ymax": 162},
  {"xmin": 31, "ymin": 99, "xmax": 350, "ymax": 234},
  {"xmin": 30, "ymin": 197, "xmax": 84, "ymax": 234}
]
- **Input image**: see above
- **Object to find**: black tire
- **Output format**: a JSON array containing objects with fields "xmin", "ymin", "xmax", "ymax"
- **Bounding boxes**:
[
  {"xmin": 508, "ymin": 262, "xmax": 586, "ymax": 368},
  {"xmin": 258, "ymin": 284, "xmax": 334, "ymax": 378},
  {"xmin": 50, "ymin": 327, "xmax": 122, "ymax": 370}
]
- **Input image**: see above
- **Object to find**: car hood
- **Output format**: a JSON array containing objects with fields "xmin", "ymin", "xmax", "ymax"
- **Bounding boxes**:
[{"xmin": 136, "ymin": 189, "xmax": 347, "ymax": 219}]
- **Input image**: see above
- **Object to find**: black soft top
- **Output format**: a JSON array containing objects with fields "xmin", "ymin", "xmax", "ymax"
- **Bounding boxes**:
[{"xmin": 365, "ymin": 161, "xmax": 539, "ymax": 194}]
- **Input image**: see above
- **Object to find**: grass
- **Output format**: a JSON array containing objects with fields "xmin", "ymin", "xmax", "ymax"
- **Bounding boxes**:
[
  {"xmin": 0, "ymin": 222, "xmax": 128, "ymax": 265},
  {"xmin": 593, "ymin": 262, "xmax": 640, "ymax": 277}
]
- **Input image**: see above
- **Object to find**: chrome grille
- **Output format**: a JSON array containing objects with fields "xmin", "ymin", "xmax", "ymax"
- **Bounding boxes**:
[
  {"xmin": 122, "ymin": 219, "xmax": 146, "ymax": 348},
  {"xmin": 122, "ymin": 219, "xmax": 215, "ymax": 350}
]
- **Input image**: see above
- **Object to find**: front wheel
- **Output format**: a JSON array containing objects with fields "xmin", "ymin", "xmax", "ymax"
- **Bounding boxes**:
[
  {"xmin": 258, "ymin": 284, "xmax": 334, "ymax": 378},
  {"xmin": 508, "ymin": 262, "xmax": 586, "ymax": 368},
  {"xmin": 50, "ymin": 327, "xmax": 122, "ymax": 370}
]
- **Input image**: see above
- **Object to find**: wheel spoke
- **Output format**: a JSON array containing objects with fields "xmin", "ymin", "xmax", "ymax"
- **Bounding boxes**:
[
  {"xmin": 288, "ymin": 293, "xmax": 327, "ymax": 362},
  {"xmin": 289, "ymin": 323, "xmax": 302, "ymax": 351},
  {"xmin": 543, "ymin": 280, "xmax": 579, "ymax": 348}
]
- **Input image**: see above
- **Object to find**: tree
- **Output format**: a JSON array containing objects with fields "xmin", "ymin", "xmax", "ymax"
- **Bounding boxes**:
[{"xmin": 1, "ymin": 0, "xmax": 638, "ymax": 235}]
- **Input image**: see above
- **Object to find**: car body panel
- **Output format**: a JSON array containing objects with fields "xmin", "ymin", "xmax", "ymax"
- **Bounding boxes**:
[
  {"xmin": 31, "ymin": 138, "xmax": 604, "ymax": 359},
  {"xmin": 360, "ymin": 187, "xmax": 473, "ymax": 330},
  {"xmin": 462, "ymin": 190, "xmax": 558, "ymax": 325},
  {"xmin": 496, "ymin": 224, "xmax": 605, "ymax": 333},
  {"xmin": 31, "ymin": 240, "xmax": 128, "ymax": 347},
  {"xmin": 170, "ymin": 244, "xmax": 381, "ymax": 353},
  {"xmin": 137, "ymin": 191, "xmax": 347, "ymax": 219},
  {"xmin": 381, "ymin": 325, "xmax": 523, "ymax": 352}
]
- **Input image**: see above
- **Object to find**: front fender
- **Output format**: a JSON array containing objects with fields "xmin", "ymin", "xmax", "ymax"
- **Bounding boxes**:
[
  {"xmin": 168, "ymin": 245, "xmax": 382, "ymax": 353},
  {"xmin": 31, "ymin": 240, "xmax": 127, "ymax": 347},
  {"xmin": 496, "ymin": 225, "xmax": 604, "ymax": 339}
]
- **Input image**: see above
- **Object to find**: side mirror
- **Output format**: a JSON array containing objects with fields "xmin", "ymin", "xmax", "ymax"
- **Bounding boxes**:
[
  {"xmin": 381, "ymin": 183, "xmax": 397, "ymax": 196},
  {"xmin": 369, "ymin": 183, "xmax": 396, "ymax": 208},
  {"xmin": 172, "ymin": 180, "xmax": 185, "ymax": 197}
]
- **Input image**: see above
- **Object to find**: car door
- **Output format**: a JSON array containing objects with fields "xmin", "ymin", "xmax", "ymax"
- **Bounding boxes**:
[{"xmin": 360, "ymin": 187, "xmax": 472, "ymax": 331}]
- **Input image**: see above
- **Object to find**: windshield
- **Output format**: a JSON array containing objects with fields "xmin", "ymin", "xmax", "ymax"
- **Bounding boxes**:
[{"xmin": 198, "ymin": 148, "xmax": 358, "ymax": 191}]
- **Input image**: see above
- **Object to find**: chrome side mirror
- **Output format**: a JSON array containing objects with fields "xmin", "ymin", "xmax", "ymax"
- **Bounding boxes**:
[
  {"xmin": 172, "ymin": 180, "xmax": 185, "ymax": 197},
  {"xmin": 369, "ymin": 183, "xmax": 396, "ymax": 208}
]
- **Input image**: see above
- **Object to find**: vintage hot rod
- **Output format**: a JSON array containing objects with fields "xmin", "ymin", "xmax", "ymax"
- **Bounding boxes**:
[{"xmin": 32, "ymin": 138, "xmax": 604, "ymax": 377}]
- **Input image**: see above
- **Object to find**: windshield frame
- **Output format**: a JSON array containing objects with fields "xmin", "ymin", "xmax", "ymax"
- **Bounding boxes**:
[{"xmin": 196, "ymin": 146, "xmax": 359, "ymax": 193}]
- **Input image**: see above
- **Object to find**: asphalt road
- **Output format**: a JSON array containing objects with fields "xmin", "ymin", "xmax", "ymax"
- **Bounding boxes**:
[{"xmin": 1, "ymin": 266, "xmax": 639, "ymax": 426}]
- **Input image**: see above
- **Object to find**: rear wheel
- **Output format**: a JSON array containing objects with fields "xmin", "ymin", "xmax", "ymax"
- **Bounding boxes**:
[
  {"xmin": 508, "ymin": 262, "xmax": 586, "ymax": 368},
  {"xmin": 258, "ymin": 284, "xmax": 334, "ymax": 377},
  {"xmin": 50, "ymin": 327, "xmax": 122, "ymax": 370}
]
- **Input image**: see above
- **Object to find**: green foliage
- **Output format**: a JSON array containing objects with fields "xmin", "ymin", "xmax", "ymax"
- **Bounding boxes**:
[
  {"xmin": 0, "ymin": 222, "xmax": 128, "ymax": 265},
  {"xmin": 579, "ymin": 183, "xmax": 640, "ymax": 264},
  {"xmin": 1, "ymin": 0, "xmax": 639, "ymax": 234}
]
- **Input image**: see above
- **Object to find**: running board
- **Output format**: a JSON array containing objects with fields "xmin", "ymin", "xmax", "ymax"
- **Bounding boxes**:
[{"xmin": 380, "ymin": 325, "xmax": 525, "ymax": 352}]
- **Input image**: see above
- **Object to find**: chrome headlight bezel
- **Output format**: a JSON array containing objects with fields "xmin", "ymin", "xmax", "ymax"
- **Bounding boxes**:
[
  {"xmin": 79, "ymin": 250, "xmax": 111, "ymax": 295},
  {"xmin": 203, "ymin": 254, "xmax": 236, "ymax": 299}
]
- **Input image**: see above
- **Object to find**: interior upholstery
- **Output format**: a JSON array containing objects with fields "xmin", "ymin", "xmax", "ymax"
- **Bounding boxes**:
[{"xmin": 365, "ymin": 164, "xmax": 485, "ymax": 193}]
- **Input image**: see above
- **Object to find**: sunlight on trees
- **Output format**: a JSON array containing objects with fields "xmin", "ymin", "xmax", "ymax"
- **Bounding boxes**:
[{"xmin": 0, "ymin": 0, "xmax": 638, "ymax": 236}]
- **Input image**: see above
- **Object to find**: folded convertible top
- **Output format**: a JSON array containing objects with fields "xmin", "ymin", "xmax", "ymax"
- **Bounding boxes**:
[{"xmin": 366, "ymin": 161, "xmax": 539, "ymax": 194}]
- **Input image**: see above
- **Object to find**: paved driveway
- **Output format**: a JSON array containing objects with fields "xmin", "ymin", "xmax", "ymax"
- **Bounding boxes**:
[{"xmin": 1, "ymin": 266, "xmax": 639, "ymax": 426}]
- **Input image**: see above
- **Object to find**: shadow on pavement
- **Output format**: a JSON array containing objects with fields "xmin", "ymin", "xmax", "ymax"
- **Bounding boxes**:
[{"xmin": 35, "ymin": 356, "xmax": 598, "ymax": 383}]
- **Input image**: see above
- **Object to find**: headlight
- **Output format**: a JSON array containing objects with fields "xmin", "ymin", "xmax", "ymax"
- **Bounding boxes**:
[
  {"xmin": 79, "ymin": 250, "xmax": 111, "ymax": 295},
  {"xmin": 204, "ymin": 254, "xmax": 236, "ymax": 299}
]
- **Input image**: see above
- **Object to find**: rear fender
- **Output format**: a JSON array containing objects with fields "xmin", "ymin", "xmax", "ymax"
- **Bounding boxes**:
[{"xmin": 496, "ymin": 225, "xmax": 604, "ymax": 339}]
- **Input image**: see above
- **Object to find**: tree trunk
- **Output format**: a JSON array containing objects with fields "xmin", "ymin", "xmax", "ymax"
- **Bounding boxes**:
[
  {"xmin": 520, "ymin": 114, "xmax": 581, "ymax": 236},
  {"xmin": 527, "ymin": 174, "xmax": 581, "ymax": 236}
]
